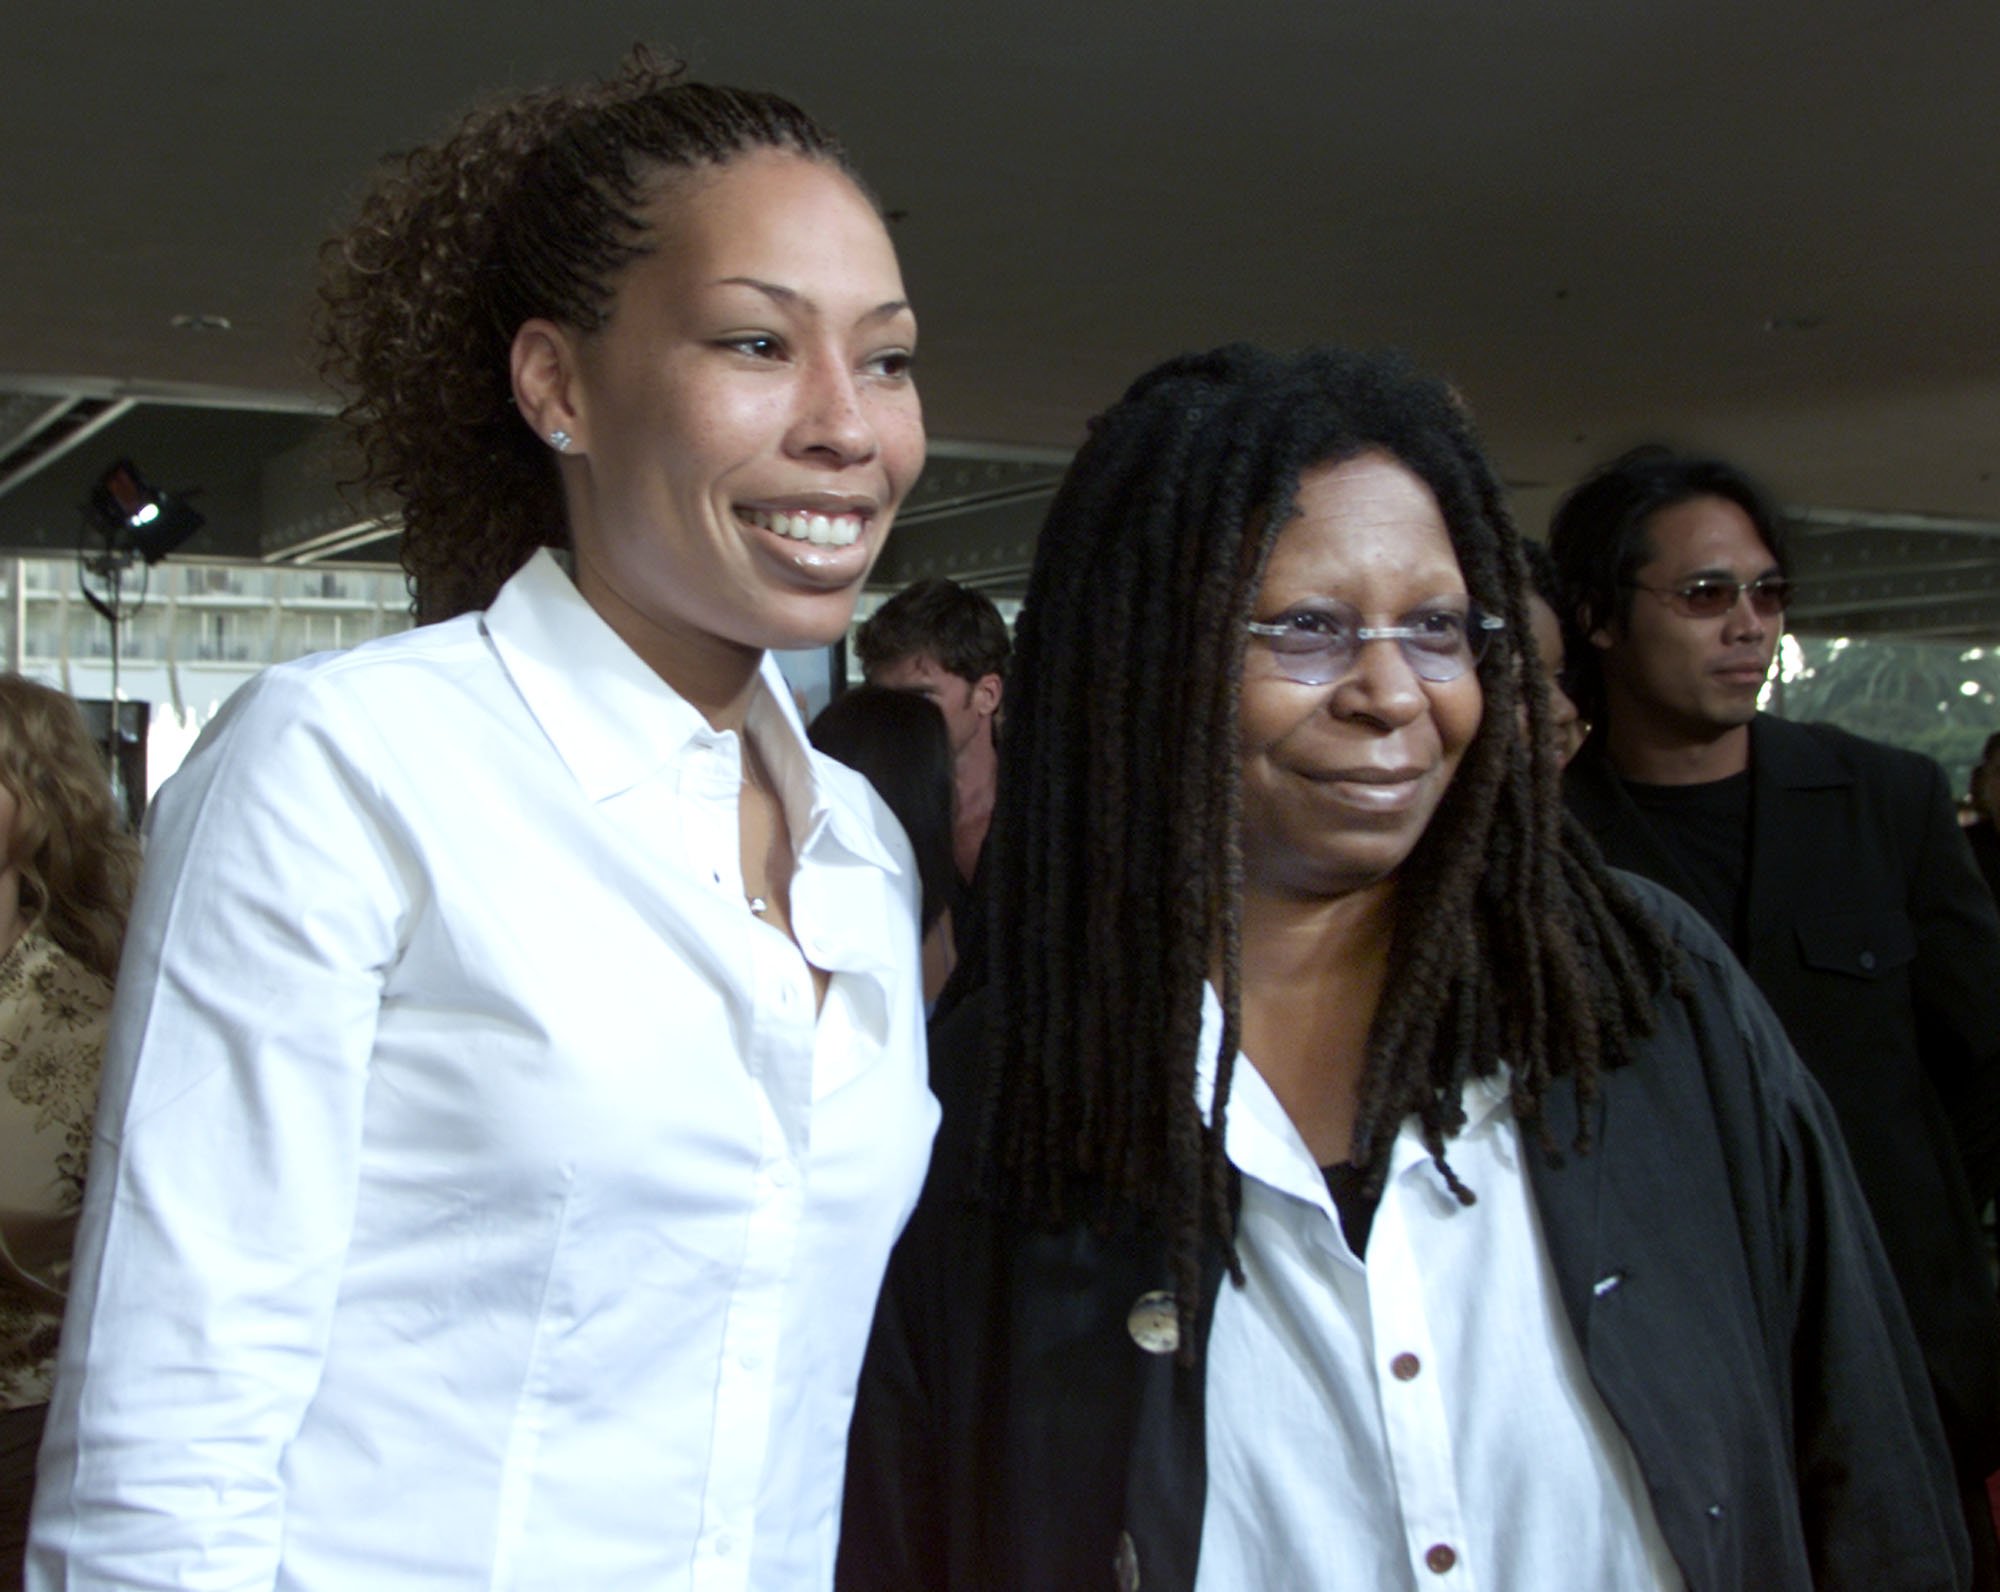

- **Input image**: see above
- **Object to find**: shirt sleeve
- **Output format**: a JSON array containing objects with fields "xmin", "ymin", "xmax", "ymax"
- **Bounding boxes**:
[
  {"xmin": 29, "ymin": 664, "xmax": 416, "ymax": 1592},
  {"xmin": 1905, "ymin": 754, "xmax": 2000, "ymax": 1205}
]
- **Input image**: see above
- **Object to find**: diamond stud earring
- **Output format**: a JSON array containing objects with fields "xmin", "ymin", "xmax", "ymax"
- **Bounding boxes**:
[{"xmin": 548, "ymin": 428, "xmax": 573, "ymax": 453}]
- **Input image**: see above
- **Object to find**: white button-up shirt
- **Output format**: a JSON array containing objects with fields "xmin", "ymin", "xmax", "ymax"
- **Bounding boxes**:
[
  {"xmin": 1195, "ymin": 991, "xmax": 1682, "ymax": 1591},
  {"xmin": 30, "ymin": 551, "xmax": 939, "ymax": 1592}
]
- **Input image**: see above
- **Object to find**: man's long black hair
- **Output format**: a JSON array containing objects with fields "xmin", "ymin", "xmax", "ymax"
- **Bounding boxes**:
[{"xmin": 978, "ymin": 345, "xmax": 1678, "ymax": 1339}]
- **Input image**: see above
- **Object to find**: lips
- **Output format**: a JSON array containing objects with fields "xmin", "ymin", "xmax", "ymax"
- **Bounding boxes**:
[
  {"xmin": 1711, "ymin": 654, "xmax": 1772, "ymax": 685},
  {"xmin": 1302, "ymin": 764, "xmax": 1434, "ymax": 816},
  {"xmin": 1317, "ymin": 765, "xmax": 1426, "ymax": 786}
]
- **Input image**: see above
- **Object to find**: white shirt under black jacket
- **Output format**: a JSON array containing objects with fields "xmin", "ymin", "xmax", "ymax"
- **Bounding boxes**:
[
  {"xmin": 29, "ymin": 550, "xmax": 940, "ymax": 1592},
  {"xmin": 1194, "ymin": 989, "xmax": 1684, "ymax": 1592}
]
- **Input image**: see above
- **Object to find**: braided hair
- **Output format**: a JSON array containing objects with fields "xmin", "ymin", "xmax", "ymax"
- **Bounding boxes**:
[
  {"xmin": 981, "ymin": 345, "xmax": 1679, "ymax": 1341},
  {"xmin": 318, "ymin": 48, "xmax": 868, "ymax": 622}
]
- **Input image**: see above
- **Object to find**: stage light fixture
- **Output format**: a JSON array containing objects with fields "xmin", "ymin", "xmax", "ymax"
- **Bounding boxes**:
[{"xmin": 86, "ymin": 458, "xmax": 204, "ymax": 564}]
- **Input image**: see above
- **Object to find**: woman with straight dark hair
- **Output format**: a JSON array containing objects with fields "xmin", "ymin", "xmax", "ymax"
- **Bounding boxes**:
[
  {"xmin": 33, "ymin": 52, "xmax": 935, "ymax": 1591},
  {"xmin": 838, "ymin": 345, "xmax": 1963, "ymax": 1591},
  {"xmin": 810, "ymin": 683, "xmax": 961, "ymax": 1001}
]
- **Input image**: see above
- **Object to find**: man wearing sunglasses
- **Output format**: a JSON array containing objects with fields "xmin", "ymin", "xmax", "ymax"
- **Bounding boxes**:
[{"xmin": 1550, "ymin": 444, "xmax": 2000, "ymax": 1587}]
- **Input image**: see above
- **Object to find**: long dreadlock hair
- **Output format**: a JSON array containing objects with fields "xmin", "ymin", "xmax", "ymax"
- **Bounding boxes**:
[{"xmin": 981, "ymin": 345, "xmax": 1680, "ymax": 1342}]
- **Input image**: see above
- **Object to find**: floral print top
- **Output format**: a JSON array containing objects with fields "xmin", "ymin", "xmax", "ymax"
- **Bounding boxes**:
[{"xmin": 0, "ymin": 930, "xmax": 113, "ymax": 1409}]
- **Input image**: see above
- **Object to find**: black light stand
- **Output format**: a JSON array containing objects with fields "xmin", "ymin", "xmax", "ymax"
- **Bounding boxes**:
[{"xmin": 77, "ymin": 459, "xmax": 204, "ymax": 824}]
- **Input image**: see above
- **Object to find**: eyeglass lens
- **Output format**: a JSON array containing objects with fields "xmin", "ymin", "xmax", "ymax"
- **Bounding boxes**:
[
  {"xmin": 1675, "ymin": 577, "xmax": 1791, "ymax": 618},
  {"xmin": 1247, "ymin": 603, "xmax": 1496, "ymax": 685}
]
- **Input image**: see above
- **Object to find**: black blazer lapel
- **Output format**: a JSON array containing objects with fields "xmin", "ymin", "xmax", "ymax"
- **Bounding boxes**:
[{"xmin": 1523, "ymin": 1071, "xmax": 1610, "ymax": 1353}]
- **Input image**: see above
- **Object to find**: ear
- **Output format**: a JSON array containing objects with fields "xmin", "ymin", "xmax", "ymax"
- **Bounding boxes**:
[
  {"xmin": 1580, "ymin": 601, "xmax": 1617, "ymax": 653},
  {"xmin": 511, "ymin": 318, "xmax": 586, "ymax": 455},
  {"xmin": 972, "ymin": 672, "xmax": 1003, "ymax": 717}
]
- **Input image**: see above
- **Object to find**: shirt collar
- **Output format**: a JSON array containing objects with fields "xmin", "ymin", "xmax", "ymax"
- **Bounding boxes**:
[
  {"xmin": 1194, "ymin": 981, "xmax": 1514, "ymax": 1202},
  {"xmin": 744, "ymin": 663, "xmax": 899, "ymax": 876},
  {"xmin": 484, "ymin": 551, "xmax": 709, "ymax": 802},
  {"xmin": 483, "ymin": 551, "xmax": 895, "ymax": 873}
]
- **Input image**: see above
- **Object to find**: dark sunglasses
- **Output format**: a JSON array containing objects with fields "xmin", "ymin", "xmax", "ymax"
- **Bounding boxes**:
[{"xmin": 1622, "ymin": 575, "xmax": 1793, "ymax": 620}]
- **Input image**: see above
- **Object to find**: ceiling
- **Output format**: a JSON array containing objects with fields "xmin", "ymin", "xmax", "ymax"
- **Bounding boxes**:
[{"xmin": 5, "ymin": 0, "xmax": 1999, "ymax": 636}]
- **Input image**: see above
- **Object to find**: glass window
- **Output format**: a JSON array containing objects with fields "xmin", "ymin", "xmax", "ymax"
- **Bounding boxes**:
[
  {"xmin": 1773, "ymin": 635, "xmax": 2000, "ymax": 792},
  {"xmin": 122, "ymin": 605, "xmax": 170, "ymax": 662},
  {"xmin": 21, "ymin": 604, "xmax": 66, "ymax": 662},
  {"xmin": 173, "ymin": 607, "xmax": 269, "ymax": 663},
  {"xmin": 65, "ymin": 604, "xmax": 115, "ymax": 660}
]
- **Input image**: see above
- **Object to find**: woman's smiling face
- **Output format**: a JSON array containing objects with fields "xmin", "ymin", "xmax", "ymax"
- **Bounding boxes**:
[
  {"xmin": 533, "ymin": 149, "xmax": 925, "ymax": 671},
  {"xmin": 1238, "ymin": 451, "xmax": 1484, "ymax": 905}
]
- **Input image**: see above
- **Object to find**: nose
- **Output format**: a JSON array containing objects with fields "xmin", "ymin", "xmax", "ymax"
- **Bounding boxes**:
[
  {"xmin": 1328, "ymin": 635, "xmax": 1427, "ymax": 727},
  {"xmin": 1548, "ymin": 677, "xmax": 1579, "ymax": 728},
  {"xmin": 788, "ymin": 349, "xmax": 877, "ymax": 467},
  {"xmin": 1721, "ymin": 587, "xmax": 1769, "ymax": 642}
]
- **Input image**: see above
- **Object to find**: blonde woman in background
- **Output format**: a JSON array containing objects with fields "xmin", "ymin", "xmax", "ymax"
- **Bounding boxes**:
[{"xmin": 0, "ymin": 676, "xmax": 138, "ymax": 1584}]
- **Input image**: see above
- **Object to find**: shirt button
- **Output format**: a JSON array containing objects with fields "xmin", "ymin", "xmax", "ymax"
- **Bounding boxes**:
[
  {"xmin": 1858, "ymin": 950, "xmax": 1877, "ymax": 971},
  {"xmin": 1126, "ymin": 1291, "xmax": 1180, "ymax": 1355},
  {"xmin": 1425, "ymin": 1543, "xmax": 1457, "ymax": 1574},
  {"xmin": 1390, "ymin": 1352, "xmax": 1421, "ymax": 1381},
  {"xmin": 714, "ymin": 1533, "xmax": 735, "ymax": 1557},
  {"xmin": 1114, "ymin": 1530, "xmax": 1141, "ymax": 1592}
]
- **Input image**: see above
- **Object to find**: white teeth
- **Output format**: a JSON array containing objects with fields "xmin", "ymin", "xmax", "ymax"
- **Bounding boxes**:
[{"xmin": 744, "ymin": 508, "xmax": 863, "ymax": 547}]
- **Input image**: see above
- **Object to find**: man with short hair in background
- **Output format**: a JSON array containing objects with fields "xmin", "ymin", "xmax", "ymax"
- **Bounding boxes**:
[
  {"xmin": 1550, "ymin": 444, "xmax": 2000, "ymax": 1586},
  {"xmin": 856, "ymin": 579, "xmax": 1008, "ymax": 887}
]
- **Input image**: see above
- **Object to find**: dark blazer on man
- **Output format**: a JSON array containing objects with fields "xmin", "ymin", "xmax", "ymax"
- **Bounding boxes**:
[{"xmin": 1566, "ymin": 713, "xmax": 2000, "ymax": 1473}]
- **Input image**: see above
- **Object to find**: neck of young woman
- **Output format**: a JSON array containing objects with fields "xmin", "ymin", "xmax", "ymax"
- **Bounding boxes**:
[
  {"xmin": 658, "ymin": 647, "xmax": 767, "ymax": 733},
  {"xmin": 573, "ymin": 566, "xmax": 768, "ymax": 732}
]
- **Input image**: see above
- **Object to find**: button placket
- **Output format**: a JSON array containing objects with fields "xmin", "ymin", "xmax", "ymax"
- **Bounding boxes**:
[
  {"xmin": 1364, "ymin": 1178, "xmax": 1474, "ymax": 1589},
  {"xmin": 690, "ymin": 1113, "xmax": 800, "ymax": 1592},
  {"xmin": 683, "ymin": 736, "xmax": 748, "ymax": 909}
]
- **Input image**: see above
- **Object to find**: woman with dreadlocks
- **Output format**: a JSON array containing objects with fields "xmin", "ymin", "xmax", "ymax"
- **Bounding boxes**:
[
  {"xmin": 837, "ymin": 346, "xmax": 1962, "ymax": 1591},
  {"xmin": 33, "ymin": 53, "xmax": 934, "ymax": 1590}
]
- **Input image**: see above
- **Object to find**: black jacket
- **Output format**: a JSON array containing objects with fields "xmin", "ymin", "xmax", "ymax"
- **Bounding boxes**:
[
  {"xmin": 1967, "ymin": 817, "xmax": 2000, "ymax": 908},
  {"xmin": 1567, "ymin": 715, "xmax": 2000, "ymax": 1471},
  {"xmin": 838, "ymin": 880, "xmax": 1966, "ymax": 1591}
]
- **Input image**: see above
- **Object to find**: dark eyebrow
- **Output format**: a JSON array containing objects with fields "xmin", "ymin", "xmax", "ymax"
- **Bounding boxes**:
[
  {"xmin": 714, "ymin": 277, "xmax": 912, "ymax": 325},
  {"xmin": 1683, "ymin": 563, "xmax": 1782, "ymax": 583}
]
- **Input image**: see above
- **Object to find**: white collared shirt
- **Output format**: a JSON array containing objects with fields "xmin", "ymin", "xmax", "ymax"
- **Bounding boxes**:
[
  {"xmin": 30, "ymin": 551, "xmax": 939, "ymax": 1592},
  {"xmin": 1195, "ymin": 991, "xmax": 1682, "ymax": 1592}
]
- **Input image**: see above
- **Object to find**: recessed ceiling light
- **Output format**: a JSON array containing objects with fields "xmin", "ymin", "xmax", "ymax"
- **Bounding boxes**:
[{"xmin": 170, "ymin": 313, "xmax": 233, "ymax": 332}]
